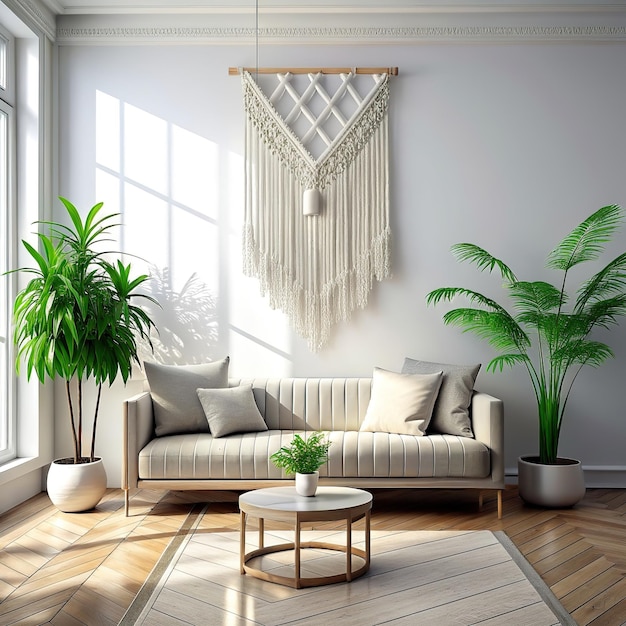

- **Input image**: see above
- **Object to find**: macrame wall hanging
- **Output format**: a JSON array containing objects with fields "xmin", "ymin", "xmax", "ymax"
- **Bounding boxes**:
[{"xmin": 234, "ymin": 66, "xmax": 397, "ymax": 350}]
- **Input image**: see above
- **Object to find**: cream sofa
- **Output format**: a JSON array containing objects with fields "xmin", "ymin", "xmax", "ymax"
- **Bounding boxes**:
[{"xmin": 122, "ymin": 374, "xmax": 504, "ymax": 518}]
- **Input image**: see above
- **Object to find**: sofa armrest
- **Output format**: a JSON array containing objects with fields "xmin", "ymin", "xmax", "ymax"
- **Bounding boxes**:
[
  {"xmin": 470, "ymin": 391, "xmax": 504, "ymax": 487},
  {"xmin": 122, "ymin": 391, "xmax": 155, "ymax": 494}
]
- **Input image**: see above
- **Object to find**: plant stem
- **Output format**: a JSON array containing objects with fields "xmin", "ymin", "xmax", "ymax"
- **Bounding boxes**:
[
  {"xmin": 77, "ymin": 379, "xmax": 83, "ymax": 460},
  {"xmin": 66, "ymin": 380, "xmax": 80, "ymax": 463},
  {"xmin": 90, "ymin": 383, "xmax": 102, "ymax": 461}
]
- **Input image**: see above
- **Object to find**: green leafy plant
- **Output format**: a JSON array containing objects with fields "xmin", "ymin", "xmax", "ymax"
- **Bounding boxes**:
[
  {"xmin": 10, "ymin": 197, "xmax": 157, "ymax": 463},
  {"xmin": 426, "ymin": 205, "xmax": 626, "ymax": 465},
  {"xmin": 270, "ymin": 432, "xmax": 331, "ymax": 475}
]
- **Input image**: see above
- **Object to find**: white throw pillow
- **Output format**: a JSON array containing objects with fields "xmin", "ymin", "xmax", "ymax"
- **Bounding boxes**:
[
  {"xmin": 197, "ymin": 385, "xmax": 268, "ymax": 438},
  {"xmin": 360, "ymin": 367, "xmax": 443, "ymax": 436}
]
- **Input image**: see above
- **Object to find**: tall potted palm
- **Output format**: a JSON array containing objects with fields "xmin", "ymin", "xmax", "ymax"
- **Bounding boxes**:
[
  {"xmin": 427, "ymin": 205, "xmax": 626, "ymax": 507},
  {"xmin": 11, "ymin": 197, "xmax": 157, "ymax": 512}
]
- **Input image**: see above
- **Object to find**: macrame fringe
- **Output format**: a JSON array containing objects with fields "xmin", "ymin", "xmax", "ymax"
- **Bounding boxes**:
[{"xmin": 244, "ymin": 224, "xmax": 391, "ymax": 351}]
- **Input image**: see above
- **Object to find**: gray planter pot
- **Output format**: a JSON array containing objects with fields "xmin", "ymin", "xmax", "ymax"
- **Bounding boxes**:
[
  {"xmin": 47, "ymin": 457, "xmax": 107, "ymax": 512},
  {"xmin": 518, "ymin": 455, "xmax": 586, "ymax": 508}
]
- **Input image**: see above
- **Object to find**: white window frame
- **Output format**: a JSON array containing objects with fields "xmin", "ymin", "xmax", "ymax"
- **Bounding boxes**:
[{"xmin": 0, "ymin": 23, "xmax": 15, "ymax": 466}]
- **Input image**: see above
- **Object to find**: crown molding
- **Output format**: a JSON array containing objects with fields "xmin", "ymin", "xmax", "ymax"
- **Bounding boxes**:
[
  {"xmin": 53, "ymin": 5, "xmax": 626, "ymax": 44},
  {"xmin": 55, "ymin": 23, "xmax": 626, "ymax": 44}
]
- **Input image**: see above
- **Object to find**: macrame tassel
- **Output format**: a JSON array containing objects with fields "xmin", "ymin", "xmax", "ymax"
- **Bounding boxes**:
[{"xmin": 303, "ymin": 189, "xmax": 321, "ymax": 216}]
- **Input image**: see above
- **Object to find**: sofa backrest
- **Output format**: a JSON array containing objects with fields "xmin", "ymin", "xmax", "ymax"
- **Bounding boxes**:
[{"xmin": 230, "ymin": 378, "xmax": 373, "ymax": 431}]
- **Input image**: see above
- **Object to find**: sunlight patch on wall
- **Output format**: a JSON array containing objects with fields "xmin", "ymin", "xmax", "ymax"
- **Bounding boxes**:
[
  {"xmin": 171, "ymin": 125, "xmax": 218, "ymax": 221},
  {"xmin": 93, "ymin": 90, "xmax": 292, "ymax": 371},
  {"xmin": 124, "ymin": 103, "xmax": 169, "ymax": 196}
]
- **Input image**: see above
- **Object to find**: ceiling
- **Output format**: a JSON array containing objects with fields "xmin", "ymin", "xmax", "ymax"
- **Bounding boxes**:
[{"xmin": 38, "ymin": 0, "xmax": 626, "ymax": 16}]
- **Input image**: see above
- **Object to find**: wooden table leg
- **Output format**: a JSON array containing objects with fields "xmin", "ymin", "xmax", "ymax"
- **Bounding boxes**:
[
  {"xmin": 259, "ymin": 517, "xmax": 264, "ymax": 549},
  {"xmin": 295, "ymin": 515, "xmax": 301, "ymax": 589},
  {"xmin": 240, "ymin": 511, "xmax": 246, "ymax": 575},
  {"xmin": 365, "ymin": 509, "xmax": 371, "ymax": 569},
  {"xmin": 346, "ymin": 515, "xmax": 352, "ymax": 582}
]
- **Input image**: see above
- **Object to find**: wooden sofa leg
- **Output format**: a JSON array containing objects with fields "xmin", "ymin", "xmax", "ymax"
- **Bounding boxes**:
[
  {"xmin": 478, "ymin": 490, "xmax": 503, "ymax": 519},
  {"xmin": 124, "ymin": 488, "xmax": 129, "ymax": 517}
]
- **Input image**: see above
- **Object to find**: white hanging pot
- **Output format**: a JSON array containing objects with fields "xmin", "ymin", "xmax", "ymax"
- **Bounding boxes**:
[
  {"xmin": 518, "ymin": 455, "xmax": 586, "ymax": 508},
  {"xmin": 47, "ymin": 457, "xmax": 107, "ymax": 513},
  {"xmin": 295, "ymin": 471, "xmax": 319, "ymax": 497}
]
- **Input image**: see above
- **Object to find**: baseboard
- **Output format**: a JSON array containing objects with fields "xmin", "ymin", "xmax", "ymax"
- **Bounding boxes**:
[{"xmin": 506, "ymin": 465, "xmax": 626, "ymax": 489}]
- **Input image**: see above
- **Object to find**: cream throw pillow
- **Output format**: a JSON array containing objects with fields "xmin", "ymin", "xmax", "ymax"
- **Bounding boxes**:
[{"xmin": 360, "ymin": 368, "xmax": 444, "ymax": 436}]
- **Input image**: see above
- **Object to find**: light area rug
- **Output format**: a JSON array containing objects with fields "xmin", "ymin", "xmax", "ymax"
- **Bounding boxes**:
[{"xmin": 120, "ymin": 510, "xmax": 575, "ymax": 626}]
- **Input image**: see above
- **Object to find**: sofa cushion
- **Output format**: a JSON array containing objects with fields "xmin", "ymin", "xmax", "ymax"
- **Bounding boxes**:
[
  {"xmin": 359, "ymin": 367, "xmax": 443, "ymax": 436},
  {"xmin": 197, "ymin": 385, "xmax": 268, "ymax": 438},
  {"xmin": 144, "ymin": 358, "xmax": 230, "ymax": 437},
  {"xmin": 402, "ymin": 358, "xmax": 480, "ymax": 438},
  {"xmin": 138, "ymin": 430, "xmax": 491, "ymax": 480}
]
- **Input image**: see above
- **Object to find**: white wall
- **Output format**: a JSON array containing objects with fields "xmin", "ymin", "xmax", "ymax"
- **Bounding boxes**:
[{"xmin": 55, "ymin": 39, "xmax": 626, "ymax": 487}]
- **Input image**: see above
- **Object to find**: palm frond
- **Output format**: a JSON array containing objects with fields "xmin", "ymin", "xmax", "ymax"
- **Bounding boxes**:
[
  {"xmin": 486, "ymin": 353, "xmax": 530, "ymax": 373},
  {"xmin": 554, "ymin": 339, "xmax": 614, "ymax": 368},
  {"xmin": 575, "ymin": 252, "xmax": 626, "ymax": 311},
  {"xmin": 426, "ymin": 287, "xmax": 504, "ymax": 311},
  {"xmin": 508, "ymin": 281, "xmax": 563, "ymax": 314},
  {"xmin": 547, "ymin": 204, "xmax": 623, "ymax": 271},
  {"xmin": 582, "ymin": 295, "xmax": 626, "ymax": 330},
  {"xmin": 442, "ymin": 308, "xmax": 529, "ymax": 352},
  {"xmin": 450, "ymin": 243, "xmax": 517, "ymax": 283}
]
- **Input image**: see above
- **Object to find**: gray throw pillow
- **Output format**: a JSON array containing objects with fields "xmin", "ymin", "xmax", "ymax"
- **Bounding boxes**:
[
  {"xmin": 360, "ymin": 367, "xmax": 443, "ymax": 436},
  {"xmin": 401, "ymin": 358, "xmax": 480, "ymax": 438},
  {"xmin": 144, "ymin": 358, "xmax": 230, "ymax": 437},
  {"xmin": 196, "ymin": 385, "xmax": 268, "ymax": 438}
]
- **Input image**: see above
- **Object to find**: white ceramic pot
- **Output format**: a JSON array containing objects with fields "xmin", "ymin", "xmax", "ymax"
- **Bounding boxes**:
[
  {"xmin": 47, "ymin": 457, "xmax": 107, "ymax": 513},
  {"xmin": 295, "ymin": 471, "xmax": 319, "ymax": 497},
  {"xmin": 518, "ymin": 455, "xmax": 586, "ymax": 508}
]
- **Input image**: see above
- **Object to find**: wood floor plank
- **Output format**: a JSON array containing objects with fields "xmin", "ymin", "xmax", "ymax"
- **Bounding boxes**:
[
  {"xmin": 540, "ymin": 546, "xmax": 603, "ymax": 587},
  {"xmin": 571, "ymin": 579, "xmax": 626, "ymax": 625},
  {"xmin": 63, "ymin": 584, "xmax": 127, "ymax": 626},
  {"xmin": 587, "ymin": 595, "xmax": 626, "ymax": 626},
  {"xmin": 561, "ymin": 569, "xmax": 625, "ymax": 614},
  {"xmin": 550, "ymin": 556, "xmax": 614, "ymax": 597},
  {"xmin": 532, "ymin": 538, "xmax": 593, "ymax": 575}
]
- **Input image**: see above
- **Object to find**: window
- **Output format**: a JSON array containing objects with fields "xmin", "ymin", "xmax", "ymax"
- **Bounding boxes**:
[{"xmin": 0, "ymin": 24, "xmax": 15, "ymax": 465}]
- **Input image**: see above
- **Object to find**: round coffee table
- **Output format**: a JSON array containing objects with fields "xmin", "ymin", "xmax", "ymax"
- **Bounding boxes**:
[{"xmin": 239, "ymin": 486, "xmax": 372, "ymax": 589}]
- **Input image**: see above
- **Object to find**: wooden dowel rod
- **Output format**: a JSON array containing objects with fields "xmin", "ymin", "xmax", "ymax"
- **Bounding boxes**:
[{"xmin": 229, "ymin": 66, "xmax": 398, "ymax": 76}]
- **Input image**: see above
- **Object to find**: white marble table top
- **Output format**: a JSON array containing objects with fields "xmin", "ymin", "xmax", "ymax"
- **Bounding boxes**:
[{"xmin": 239, "ymin": 486, "xmax": 372, "ymax": 513}]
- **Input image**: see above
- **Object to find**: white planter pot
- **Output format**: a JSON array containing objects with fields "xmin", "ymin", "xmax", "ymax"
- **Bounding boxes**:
[
  {"xmin": 47, "ymin": 457, "xmax": 107, "ymax": 513},
  {"xmin": 295, "ymin": 471, "xmax": 319, "ymax": 497},
  {"xmin": 518, "ymin": 455, "xmax": 586, "ymax": 508}
]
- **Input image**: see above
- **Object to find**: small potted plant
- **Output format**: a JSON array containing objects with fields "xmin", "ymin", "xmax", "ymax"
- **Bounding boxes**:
[
  {"xmin": 10, "ymin": 197, "xmax": 157, "ymax": 512},
  {"xmin": 271, "ymin": 432, "xmax": 331, "ymax": 496}
]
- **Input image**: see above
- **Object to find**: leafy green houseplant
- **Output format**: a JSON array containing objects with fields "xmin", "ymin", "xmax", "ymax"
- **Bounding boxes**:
[
  {"xmin": 271, "ymin": 432, "xmax": 331, "ymax": 496},
  {"xmin": 426, "ymin": 205, "xmax": 626, "ymax": 477},
  {"xmin": 10, "ymin": 197, "xmax": 156, "ymax": 510},
  {"xmin": 271, "ymin": 432, "xmax": 331, "ymax": 475}
]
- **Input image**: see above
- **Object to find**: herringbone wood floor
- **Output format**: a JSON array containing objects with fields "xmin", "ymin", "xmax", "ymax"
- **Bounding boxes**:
[{"xmin": 0, "ymin": 486, "xmax": 625, "ymax": 625}]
